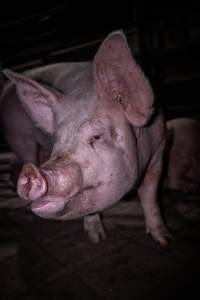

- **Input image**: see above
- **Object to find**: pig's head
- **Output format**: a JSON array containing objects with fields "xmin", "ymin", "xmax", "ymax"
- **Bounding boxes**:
[{"xmin": 3, "ymin": 31, "xmax": 154, "ymax": 219}]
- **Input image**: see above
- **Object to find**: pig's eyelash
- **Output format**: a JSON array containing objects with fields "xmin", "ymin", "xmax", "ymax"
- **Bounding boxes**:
[{"xmin": 88, "ymin": 134, "xmax": 103, "ymax": 148}]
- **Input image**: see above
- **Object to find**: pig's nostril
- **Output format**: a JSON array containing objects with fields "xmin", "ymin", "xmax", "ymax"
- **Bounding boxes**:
[{"xmin": 33, "ymin": 177, "xmax": 43, "ymax": 188}]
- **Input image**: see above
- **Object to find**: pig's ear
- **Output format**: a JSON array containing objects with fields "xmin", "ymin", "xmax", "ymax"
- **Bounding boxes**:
[
  {"xmin": 3, "ymin": 69, "xmax": 62, "ymax": 135},
  {"xmin": 93, "ymin": 31, "xmax": 154, "ymax": 127}
]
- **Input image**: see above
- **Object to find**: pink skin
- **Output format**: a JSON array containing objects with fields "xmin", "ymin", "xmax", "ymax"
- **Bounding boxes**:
[
  {"xmin": 1, "ymin": 31, "xmax": 172, "ymax": 245},
  {"xmin": 165, "ymin": 118, "xmax": 200, "ymax": 194}
]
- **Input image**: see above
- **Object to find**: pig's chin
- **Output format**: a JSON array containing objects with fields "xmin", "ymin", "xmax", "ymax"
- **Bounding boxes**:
[
  {"xmin": 30, "ymin": 186, "xmax": 97, "ymax": 219},
  {"xmin": 30, "ymin": 197, "xmax": 66, "ymax": 218}
]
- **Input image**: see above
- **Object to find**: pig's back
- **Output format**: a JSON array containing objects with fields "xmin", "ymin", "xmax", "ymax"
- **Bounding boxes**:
[{"xmin": 24, "ymin": 62, "xmax": 92, "ymax": 95}]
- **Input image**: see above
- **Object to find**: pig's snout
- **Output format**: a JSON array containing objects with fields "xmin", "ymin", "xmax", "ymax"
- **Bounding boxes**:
[
  {"xmin": 41, "ymin": 160, "xmax": 83, "ymax": 198},
  {"xmin": 17, "ymin": 159, "xmax": 84, "ymax": 202},
  {"xmin": 17, "ymin": 163, "xmax": 47, "ymax": 201}
]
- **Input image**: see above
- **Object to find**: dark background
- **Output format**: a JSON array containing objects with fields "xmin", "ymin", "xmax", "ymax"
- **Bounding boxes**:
[{"xmin": 1, "ymin": 1, "xmax": 200, "ymax": 144}]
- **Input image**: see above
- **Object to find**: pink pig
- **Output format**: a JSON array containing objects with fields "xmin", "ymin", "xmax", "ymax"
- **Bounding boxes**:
[
  {"xmin": 0, "ymin": 31, "xmax": 172, "ymax": 245},
  {"xmin": 165, "ymin": 118, "xmax": 200, "ymax": 194}
]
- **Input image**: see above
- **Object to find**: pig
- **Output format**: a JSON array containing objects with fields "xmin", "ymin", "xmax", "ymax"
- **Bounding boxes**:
[
  {"xmin": 0, "ymin": 31, "xmax": 172, "ymax": 245},
  {"xmin": 165, "ymin": 118, "xmax": 200, "ymax": 194}
]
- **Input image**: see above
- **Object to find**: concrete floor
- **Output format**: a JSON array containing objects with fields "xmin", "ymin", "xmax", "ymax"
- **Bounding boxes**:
[{"xmin": 1, "ymin": 154, "xmax": 200, "ymax": 300}]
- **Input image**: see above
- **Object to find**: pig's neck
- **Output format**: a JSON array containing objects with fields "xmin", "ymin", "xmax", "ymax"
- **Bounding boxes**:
[{"xmin": 133, "ymin": 109, "xmax": 165, "ymax": 181}]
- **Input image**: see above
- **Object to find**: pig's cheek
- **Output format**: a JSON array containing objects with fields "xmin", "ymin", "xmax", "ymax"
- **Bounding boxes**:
[
  {"xmin": 94, "ymin": 146, "xmax": 134, "ymax": 189},
  {"xmin": 82, "ymin": 148, "xmax": 113, "ymax": 184},
  {"xmin": 72, "ymin": 151, "xmax": 99, "ymax": 185}
]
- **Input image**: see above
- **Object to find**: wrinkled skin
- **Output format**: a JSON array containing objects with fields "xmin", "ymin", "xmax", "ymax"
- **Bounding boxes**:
[
  {"xmin": 165, "ymin": 118, "xmax": 200, "ymax": 194},
  {"xmin": 0, "ymin": 31, "xmax": 172, "ymax": 245}
]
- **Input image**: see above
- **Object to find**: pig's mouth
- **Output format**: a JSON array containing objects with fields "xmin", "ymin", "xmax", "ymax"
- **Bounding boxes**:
[
  {"xmin": 30, "ymin": 186, "xmax": 96, "ymax": 219},
  {"xmin": 31, "ymin": 200, "xmax": 49, "ymax": 209},
  {"xmin": 30, "ymin": 197, "xmax": 69, "ymax": 217}
]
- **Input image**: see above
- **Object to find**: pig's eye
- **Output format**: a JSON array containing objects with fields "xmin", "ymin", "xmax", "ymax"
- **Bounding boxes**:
[
  {"xmin": 88, "ymin": 134, "xmax": 102, "ymax": 148},
  {"xmin": 94, "ymin": 134, "xmax": 102, "ymax": 140}
]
